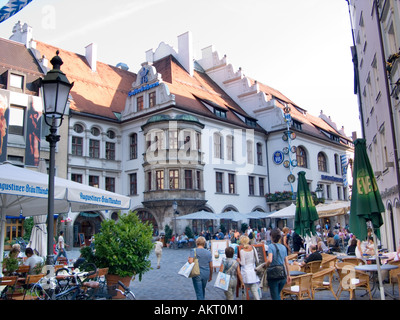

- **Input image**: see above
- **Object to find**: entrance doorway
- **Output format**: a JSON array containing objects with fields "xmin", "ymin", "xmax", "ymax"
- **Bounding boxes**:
[{"xmin": 73, "ymin": 212, "xmax": 102, "ymax": 247}]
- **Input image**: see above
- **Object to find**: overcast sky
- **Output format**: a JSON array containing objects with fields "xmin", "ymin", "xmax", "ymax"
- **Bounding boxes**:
[{"xmin": 0, "ymin": 0, "xmax": 361, "ymax": 137}]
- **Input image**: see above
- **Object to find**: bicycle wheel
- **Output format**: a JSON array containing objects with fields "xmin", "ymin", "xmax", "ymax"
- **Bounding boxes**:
[
  {"xmin": 125, "ymin": 291, "xmax": 136, "ymax": 300},
  {"xmin": 29, "ymin": 283, "xmax": 48, "ymax": 300}
]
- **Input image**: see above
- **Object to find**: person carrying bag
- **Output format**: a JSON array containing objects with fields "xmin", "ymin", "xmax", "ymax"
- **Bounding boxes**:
[
  {"xmin": 266, "ymin": 228, "xmax": 291, "ymax": 300},
  {"xmin": 216, "ymin": 247, "xmax": 243, "ymax": 300}
]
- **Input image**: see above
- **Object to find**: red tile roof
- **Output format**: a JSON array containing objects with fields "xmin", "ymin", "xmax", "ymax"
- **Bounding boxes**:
[{"xmin": 34, "ymin": 41, "xmax": 137, "ymax": 120}]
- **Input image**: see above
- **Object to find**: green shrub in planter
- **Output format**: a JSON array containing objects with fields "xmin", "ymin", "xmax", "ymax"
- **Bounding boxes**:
[
  {"xmin": 81, "ymin": 211, "xmax": 153, "ymax": 281},
  {"xmin": 2, "ymin": 257, "xmax": 19, "ymax": 275}
]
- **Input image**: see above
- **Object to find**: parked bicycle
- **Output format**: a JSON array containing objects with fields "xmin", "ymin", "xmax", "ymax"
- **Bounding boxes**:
[
  {"xmin": 29, "ymin": 263, "xmax": 102, "ymax": 300},
  {"xmin": 115, "ymin": 280, "xmax": 136, "ymax": 300}
]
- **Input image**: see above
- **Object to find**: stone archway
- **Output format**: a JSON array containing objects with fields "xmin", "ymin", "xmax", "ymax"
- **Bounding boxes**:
[
  {"xmin": 137, "ymin": 210, "xmax": 159, "ymax": 236},
  {"xmin": 73, "ymin": 212, "xmax": 103, "ymax": 247}
]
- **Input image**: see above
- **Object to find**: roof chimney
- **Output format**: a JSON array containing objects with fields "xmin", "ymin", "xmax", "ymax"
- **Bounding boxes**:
[
  {"xmin": 178, "ymin": 31, "xmax": 194, "ymax": 76},
  {"xmin": 9, "ymin": 21, "xmax": 33, "ymax": 48},
  {"xmin": 85, "ymin": 43, "xmax": 97, "ymax": 72}
]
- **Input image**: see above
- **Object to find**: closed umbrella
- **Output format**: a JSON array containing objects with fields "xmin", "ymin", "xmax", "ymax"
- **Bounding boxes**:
[
  {"xmin": 294, "ymin": 171, "xmax": 319, "ymax": 238},
  {"xmin": 349, "ymin": 138, "xmax": 385, "ymax": 299}
]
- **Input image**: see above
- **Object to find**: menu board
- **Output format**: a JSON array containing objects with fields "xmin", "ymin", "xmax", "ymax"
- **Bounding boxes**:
[{"xmin": 210, "ymin": 239, "xmax": 230, "ymax": 268}]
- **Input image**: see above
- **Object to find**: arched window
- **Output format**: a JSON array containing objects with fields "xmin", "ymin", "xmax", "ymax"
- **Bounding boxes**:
[
  {"xmin": 318, "ymin": 152, "xmax": 327, "ymax": 172},
  {"xmin": 296, "ymin": 146, "xmax": 307, "ymax": 168}
]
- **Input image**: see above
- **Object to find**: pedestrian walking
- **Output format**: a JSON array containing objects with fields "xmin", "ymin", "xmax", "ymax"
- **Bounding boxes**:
[
  {"xmin": 219, "ymin": 246, "xmax": 242, "ymax": 300},
  {"xmin": 154, "ymin": 237, "xmax": 163, "ymax": 269},
  {"xmin": 188, "ymin": 236, "xmax": 212, "ymax": 300},
  {"xmin": 54, "ymin": 230, "xmax": 68, "ymax": 264},
  {"xmin": 238, "ymin": 234, "xmax": 260, "ymax": 300},
  {"xmin": 266, "ymin": 228, "xmax": 291, "ymax": 300}
]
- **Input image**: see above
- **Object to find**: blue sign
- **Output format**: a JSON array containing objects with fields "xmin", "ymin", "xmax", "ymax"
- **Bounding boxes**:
[
  {"xmin": 128, "ymin": 82, "xmax": 160, "ymax": 97},
  {"xmin": 273, "ymin": 151, "xmax": 284, "ymax": 165}
]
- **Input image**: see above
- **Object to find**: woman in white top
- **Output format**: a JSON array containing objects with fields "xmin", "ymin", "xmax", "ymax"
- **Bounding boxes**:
[
  {"xmin": 238, "ymin": 235, "xmax": 260, "ymax": 300},
  {"xmin": 154, "ymin": 237, "xmax": 163, "ymax": 269}
]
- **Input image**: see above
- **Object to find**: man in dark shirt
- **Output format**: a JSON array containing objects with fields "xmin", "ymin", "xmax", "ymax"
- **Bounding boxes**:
[{"xmin": 304, "ymin": 245, "xmax": 322, "ymax": 264}]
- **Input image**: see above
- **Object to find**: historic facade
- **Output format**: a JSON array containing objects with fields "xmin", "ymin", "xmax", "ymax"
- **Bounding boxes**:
[
  {"xmin": 1, "ymin": 24, "xmax": 354, "ymax": 247},
  {"xmin": 348, "ymin": 0, "xmax": 400, "ymax": 251}
]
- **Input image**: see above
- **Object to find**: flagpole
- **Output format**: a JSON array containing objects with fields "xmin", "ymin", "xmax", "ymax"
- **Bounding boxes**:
[{"xmin": 369, "ymin": 222, "xmax": 385, "ymax": 300}]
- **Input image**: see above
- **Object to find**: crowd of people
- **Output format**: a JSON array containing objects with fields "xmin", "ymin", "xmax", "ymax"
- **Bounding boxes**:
[{"xmin": 166, "ymin": 223, "xmax": 400, "ymax": 301}]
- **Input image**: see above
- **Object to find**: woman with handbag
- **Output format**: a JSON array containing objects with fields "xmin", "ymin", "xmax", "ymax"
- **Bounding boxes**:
[
  {"xmin": 266, "ymin": 228, "xmax": 291, "ymax": 300},
  {"xmin": 188, "ymin": 236, "xmax": 212, "ymax": 300},
  {"xmin": 238, "ymin": 235, "xmax": 260, "ymax": 300}
]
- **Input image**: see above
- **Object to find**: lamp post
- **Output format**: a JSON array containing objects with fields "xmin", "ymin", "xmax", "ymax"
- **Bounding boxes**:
[
  {"xmin": 315, "ymin": 185, "xmax": 323, "ymax": 204},
  {"xmin": 41, "ymin": 51, "xmax": 73, "ymax": 265},
  {"xmin": 172, "ymin": 201, "xmax": 179, "ymax": 249}
]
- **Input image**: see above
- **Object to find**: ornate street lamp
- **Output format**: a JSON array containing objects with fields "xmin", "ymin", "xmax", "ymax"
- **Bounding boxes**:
[
  {"xmin": 315, "ymin": 185, "xmax": 324, "ymax": 201},
  {"xmin": 41, "ymin": 51, "xmax": 73, "ymax": 265}
]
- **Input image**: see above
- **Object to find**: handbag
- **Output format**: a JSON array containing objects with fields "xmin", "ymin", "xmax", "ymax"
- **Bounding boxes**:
[
  {"xmin": 214, "ymin": 271, "xmax": 231, "ymax": 291},
  {"xmin": 178, "ymin": 261, "xmax": 195, "ymax": 278},
  {"xmin": 189, "ymin": 249, "xmax": 200, "ymax": 278},
  {"xmin": 214, "ymin": 260, "xmax": 237, "ymax": 291},
  {"xmin": 266, "ymin": 244, "xmax": 286, "ymax": 281}
]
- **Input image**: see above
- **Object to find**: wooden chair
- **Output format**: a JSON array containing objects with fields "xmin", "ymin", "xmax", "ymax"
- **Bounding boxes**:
[
  {"xmin": 301, "ymin": 260, "xmax": 321, "ymax": 273},
  {"xmin": 288, "ymin": 264, "xmax": 301, "ymax": 272},
  {"xmin": 311, "ymin": 267, "xmax": 337, "ymax": 300},
  {"xmin": 321, "ymin": 255, "xmax": 337, "ymax": 269},
  {"xmin": 336, "ymin": 265, "xmax": 372, "ymax": 300},
  {"xmin": 388, "ymin": 260, "xmax": 400, "ymax": 295},
  {"xmin": 281, "ymin": 273, "xmax": 313, "ymax": 300},
  {"xmin": 22, "ymin": 274, "xmax": 45, "ymax": 300},
  {"xmin": 341, "ymin": 257, "xmax": 366, "ymax": 266},
  {"xmin": 0, "ymin": 276, "xmax": 18, "ymax": 299},
  {"xmin": 397, "ymin": 273, "xmax": 400, "ymax": 299},
  {"xmin": 56, "ymin": 257, "xmax": 68, "ymax": 265},
  {"xmin": 16, "ymin": 265, "xmax": 30, "ymax": 276}
]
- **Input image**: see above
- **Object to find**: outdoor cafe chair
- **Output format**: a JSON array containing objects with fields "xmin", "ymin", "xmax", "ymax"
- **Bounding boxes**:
[
  {"xmin": 321, "ymin": 255, "xmax": 337, "ymax": 269},
  {"xmin": 388, "ymin": 260, "xmax": 400, "ymax": 295},
  {"xmin": 16, "ymin": 265, "xmax": 30, "ymax": 276},
  {"xmin": 341, "ymin": 257, "xmax": 366, "ymax": 266},
  {"xmin": 22, "ymin": 274, "xmax": 45, "ymax": 300},
  {"xmin": 311, "ymin": 267, "xmax": 337, "ymax": 300},
  {"xmin": 301, "ymin": 260, "xmax": 321, "ymax": 273},
  {"xmin": 0, "ymin": 276, "xmax": 18, "ymax": 299},
  {"xmin": 336, "ymin": 265, "xmax": 372, "ymax": 300},
  {"xmin": 281, "ymin": 273, "xmax": 313, "ymax": 300}
]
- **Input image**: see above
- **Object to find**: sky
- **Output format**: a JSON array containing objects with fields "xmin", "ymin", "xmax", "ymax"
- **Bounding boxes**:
[{"xmin": 0, "ymin": 0, "xmax": 362, "ymax": 137}]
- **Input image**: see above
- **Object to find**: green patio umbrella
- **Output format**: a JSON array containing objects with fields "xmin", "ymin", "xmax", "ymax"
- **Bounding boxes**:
[
  {"xmin": 349, "ymin": 139, "xmax": 384, "ymax": 241},
  {"xmin": 294, "ymin": 171, "xmax": 319, "ymax": 238},
  {"xmin": 349, "ymin": 138, "xmax": 385, "ymax": 299}
]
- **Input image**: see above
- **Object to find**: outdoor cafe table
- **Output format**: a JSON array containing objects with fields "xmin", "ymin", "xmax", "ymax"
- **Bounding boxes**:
[{"xmin": 355, "ymin": 264, "xmax": 398, "ymax": 299}]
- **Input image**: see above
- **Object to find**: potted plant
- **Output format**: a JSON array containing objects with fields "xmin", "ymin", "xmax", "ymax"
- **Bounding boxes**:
[
  {"xmin": 80, "ymin": 211, "xmax": 153, "ymax": 298},
  {"xmin": 2, "ymin": 256, "xmax": 19, "ymax": 275}
]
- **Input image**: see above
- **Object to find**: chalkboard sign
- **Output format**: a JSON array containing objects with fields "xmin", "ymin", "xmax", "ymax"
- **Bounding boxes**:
[
  {"xmin": 78, "ymin": 233, "xmax": 85, "ymax": 247},
  {"xmin": 238, "ymin": 243, "xmax": 267, "ymax": 264}
]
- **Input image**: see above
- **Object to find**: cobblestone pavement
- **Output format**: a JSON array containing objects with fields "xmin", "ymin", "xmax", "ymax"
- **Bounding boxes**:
[{"xmin": 68, "ymin": 247, "xmax": 399, "ymax": 301}]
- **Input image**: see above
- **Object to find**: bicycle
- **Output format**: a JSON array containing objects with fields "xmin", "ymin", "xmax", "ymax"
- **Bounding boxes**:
[
  {"xmin": 115, "ymin": 280, "xmax": 136, "ymax": 300},
  {"xmin": 29, "ymin": 264, "xmax": 100, "ymax": 300}
]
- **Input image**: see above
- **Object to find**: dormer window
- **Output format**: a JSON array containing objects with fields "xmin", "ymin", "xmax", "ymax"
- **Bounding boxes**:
[
  {"xmin": 245, "ymin": 118, "xmax": 257, "ymax": 127},
  {"xmin": 214, "ymin": 108, "xmax": 226, "ymax": 119},
  {"xmin": 10, "ymin": 74, "xmax": 24, "ymax": 89},
  {"xmin": 292, "ymin": 120, "xmax": 302, "ymax": 131}
]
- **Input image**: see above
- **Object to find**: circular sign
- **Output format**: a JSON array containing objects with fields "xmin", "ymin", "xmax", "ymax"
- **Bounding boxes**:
[
  {"xmin": 287, "ymin": 174, "xmax": 296, "ymax": 183},
  {"xmin": 283, "ymin": 160, "xmax": 290, "ymax": 168},
  {"xmin": 291, "ymin": 145, "xmax": 297, "ymax": 153},
  {"xmin": 291, "ymin": 159, "xmax": 298, "ymax": 167},
  {"xmin": 272, "ymin": 151, "xmax": 284, "ymax": 165},
  {"xmin": 290, "ymin": 132, "xmax": 297, "ymax": 140},
  {"xmin": 282, "ymin": 147, "xmax": 289, "ymax": 154},
  {"xmin": 282, "ymin": 133, "xmax": 288, "ymax": 141}
]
